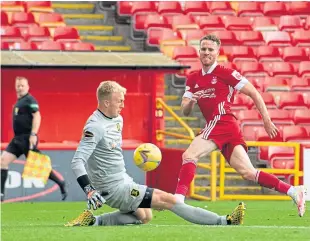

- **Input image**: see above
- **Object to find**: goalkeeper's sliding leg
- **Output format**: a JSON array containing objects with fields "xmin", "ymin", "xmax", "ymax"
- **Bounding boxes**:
[{"xmin": 65, "ymin": 189, "xmax": 246, "ymax": 227}]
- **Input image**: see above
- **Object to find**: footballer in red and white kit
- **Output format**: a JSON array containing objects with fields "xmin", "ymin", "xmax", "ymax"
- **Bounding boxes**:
[
  {"xmin": 175, "ymin": 34, "xmax": 306, "ymax": 217},
  {"xmin": 184, "ymin": 63, "xmax": 248, "ymax": 161}
]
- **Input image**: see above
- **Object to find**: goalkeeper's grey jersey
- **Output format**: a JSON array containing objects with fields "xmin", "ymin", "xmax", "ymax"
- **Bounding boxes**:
[{"xmin": 71, "ymin": 109, "xmax": 132, "ymax": 191}]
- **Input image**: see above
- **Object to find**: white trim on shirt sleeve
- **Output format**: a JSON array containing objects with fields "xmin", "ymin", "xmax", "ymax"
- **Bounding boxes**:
[
  {"xmin": 183, "ymin": 91, "xmax": 193, "ymax": 99},
  {"xmin": 234, "ymin": 77, "xmax": 249, "ymax": 90}
]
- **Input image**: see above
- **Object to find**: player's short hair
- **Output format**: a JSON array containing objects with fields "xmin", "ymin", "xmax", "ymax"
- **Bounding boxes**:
[
  {"xmin": 200, "ymin": 34, "xmax": 221, "ymax": 47},
  {"xmin": 15, "ymin": 76, "xmax": 28, "ymax": 83},
  {"xmin": 97, "ymin": 80, "xmax": 127, "ymax": 101}
]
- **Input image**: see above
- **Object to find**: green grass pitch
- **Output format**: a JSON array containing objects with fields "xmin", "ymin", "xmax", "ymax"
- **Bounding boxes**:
[{"xmin": 1, "ymin": 201, "xmax": 309, "ymax": 241}]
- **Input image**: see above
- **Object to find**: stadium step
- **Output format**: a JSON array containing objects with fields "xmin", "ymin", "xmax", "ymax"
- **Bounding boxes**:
[
  {"xmin": 95, "ymin": 46, "xmax": 132, "ymax": 52},
  {"xmin": 63, "ymin": 14, "xmax": 105, "ymax": 25},
  {"xmin": 165, "ymin": 127, "xmax": 200, "ymax": 135},
  {"xmin": 80, "ymin": 35, "xmax": 124, "ymax": 46},
  {"xmin": 52, "ymin": 3, "xmax": 95, "ymax": 14},
  {"xmin": 74, "ymin": 25, "xmax": 114, "ymax": 36}
]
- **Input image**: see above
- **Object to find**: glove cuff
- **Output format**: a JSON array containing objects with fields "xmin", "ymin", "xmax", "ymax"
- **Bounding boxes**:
[{"xmin": 83, "ymin": 184, "xmax": 95, "ymax": 194}]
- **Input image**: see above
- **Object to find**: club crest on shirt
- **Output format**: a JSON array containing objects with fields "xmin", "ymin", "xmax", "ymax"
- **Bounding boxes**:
[
  {"xmin": 232, "ymin": 70, "xmax": 243, "ymax": 80},
  {"xmin": 211, "ymin": 76, "xmax": 217, "ymax": 84},
  {"xmin": 116, "ymin": 123, "xmax": 121, "ymax": 132},
  {"xmin": 131, "ymin": 189, "xmax": 140, "ymax": 197},
  {"xmin": 14, "ymin": 107, "xmax": 19, "ymax": 115}
]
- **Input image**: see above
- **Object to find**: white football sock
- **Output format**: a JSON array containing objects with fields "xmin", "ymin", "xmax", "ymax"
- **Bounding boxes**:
[
  {"xmin": 287, "ymin": 186, "xmax": 296, "ymax": 198},
  {"xmin": 174, "ymin": 194, "xmax": 185, "ymax": 203}
]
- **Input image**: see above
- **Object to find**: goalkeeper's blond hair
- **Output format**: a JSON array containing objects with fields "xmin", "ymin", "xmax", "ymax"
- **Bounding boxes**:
[{"xmin": 96, "ymin": 81, "xmax": 127, "ymax": 102}]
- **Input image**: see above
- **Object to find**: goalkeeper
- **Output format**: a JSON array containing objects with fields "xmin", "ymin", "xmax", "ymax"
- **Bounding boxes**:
[{"xmin": 66, "ymin": 81, "xmax": 246, "ymax": 227}]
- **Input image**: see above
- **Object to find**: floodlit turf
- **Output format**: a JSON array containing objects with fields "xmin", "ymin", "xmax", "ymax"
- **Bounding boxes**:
[{"xmin": 1, "ymin": 201, "xmax": 309, "ymax": 241}]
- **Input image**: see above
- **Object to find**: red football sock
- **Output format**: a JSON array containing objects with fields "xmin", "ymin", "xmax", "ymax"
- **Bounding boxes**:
[
  {"xmin": 256, "ymin": 170, "xmax": 291, "ymax": 194},
  {"xmin": 175, "ymin": 162, "xmax": 196, "ymax": 196}
]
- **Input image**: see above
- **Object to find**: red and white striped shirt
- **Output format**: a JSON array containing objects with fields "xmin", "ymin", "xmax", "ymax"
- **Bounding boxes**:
[{"xmin": 183, "ymin": 62, "xmax": 248, "ymax": 122}]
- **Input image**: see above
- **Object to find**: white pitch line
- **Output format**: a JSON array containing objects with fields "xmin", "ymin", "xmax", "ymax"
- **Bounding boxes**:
[{"xmin": 146, "ymin": 224, "xmax": 310, "ymax": 229}]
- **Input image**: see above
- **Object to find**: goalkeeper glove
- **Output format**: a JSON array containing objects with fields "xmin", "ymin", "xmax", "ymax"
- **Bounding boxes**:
[{"xmin": 84, "ymin": 184, "xmax": 106, "ymax": 210}]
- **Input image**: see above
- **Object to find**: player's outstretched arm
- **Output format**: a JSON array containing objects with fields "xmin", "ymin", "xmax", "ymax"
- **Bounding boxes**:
[{"xmin": 239, "ymin": 82, "xmax": 279, "ymax": 139}]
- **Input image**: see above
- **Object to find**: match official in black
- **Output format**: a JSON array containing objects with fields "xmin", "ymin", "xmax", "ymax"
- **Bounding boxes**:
[{"xmin": 1, "ymin": 76, "xmax": 68, "ymax": 202}]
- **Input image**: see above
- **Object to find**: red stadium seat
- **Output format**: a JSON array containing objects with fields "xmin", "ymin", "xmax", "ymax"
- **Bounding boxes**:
[
  {"xmin": 306, "ymin": 16, "xmax": 310, "ymax": 30},
  {"xmin": 238, "ymin": 31, "xmax": 265, "ymax": 46},
  {"xmin": 0, "ymin": 26, "xmax": 23, "ymax": 41},
  {"xmin": 11, "ymin": 12, "xmax": 35, "ymax": 27},
  {"xmin": 275, "ymin": 92, "xmax": 308, "ymax": 109},
  {"xmin": 143, "ymin": 14, "xmax": 170, "ymax": 30},
  {"xmin": 279, "ymin": 16, "xmax": 303, "ymax": 32},
  {"xmin": 256, "ymin": 46, "xmax": 282, "ymax": 62},
  {"xmin": 303, "ymin": 93, "xmax": 310, "ymax": 108},
  {"xmin": 288, "ymin": 76, "xmax": 310, "ymax": 91},
  {"xmin": 263, "ymin": 77, "xmax": 290, "ymax": 92},
  {"xmin": 183, "ymin": 1, "xmax": 210, "ymax": 17},
  {"xmin": 132, "ymin": 12, "xmax": 157, "ymax": 32},
  {"xmin": 177, "ymin": 29, "xmax": 205, "ymax": 45},
  {"xmin": 237, "ymin": 109, "xmax": 261, "ymax": 122},
  {"xmin": 263, "ymin": 2, "xmax": 288, "ymax": 17},
  {"xmin": 237, "ymin": 2, "xmax": 264, "ymax": 17},
  {"xmin": 1, "ymin": 12, "xmax": 9, "ymax": 26},
  {"xmin": 10, "ymin": 41, "xmax": 37, "ymax": 50},
  {"xmin": 66, "ymin": 42, "xmax": 95, "ymax": 51},
  {"xmin": 264, "ymin": 31, "xmax": 292, "ymax": 46},
  {"xmin": 170, "ymin": 14, "xmax": 199, "ymax": 31},
  {"xmin": 219, "ymin": 62, "xmax": 237, "ymax": 70},
  {"xmin": 131, "ymin": 1, "xmax": 156, "ymax": 15},
  {"xmin": 161, "ymin": 13, "xmax": 183, "ymax": 26},
  {"xmin": 117, "ymin": 1, "xmax": 133, "ymax": 16},
  {"xmin": 38, "ymin": 13, "xmax": 65, "ymax": 27},
  {"xmin": 195, "ymin": 16, "xmax": 225, "ymax": 31},
  {"xmin": 252, "ymin": 16, "xmax": 278, "ymax": 31},
  {"xmin": 38, "ymin": 40, "xmax": 64, "ymax": 50},
  {"xmin": 222, "ymin": 16, "xmax": 252, "ymax": 31},
  {"xmin": 172, "ymin": 46, "xmax": 198, "ymax": 60},
  {"xmin": 1, "ymin": 1, "xmax": 25, "ymax": 12},
  {"xmin": 177, "ymin": 58, "xmax": 201, "ymax": 77},
  {"xmin": 267, "ymin": 109, "xmax": 293, "ymax": 124},
  {"xmin": 229, "ymin": 46, "xmax": 257, "ymax": 63},
  {"xmin": 231, "ymin": 94, "xmax": 254, "ymax": 110},
  {"xmin": 282, "ymin": 126, "xmax": 309, "ymax": 142},
  {"xmin": 157, "ymin": 2, "xmax": 183, "ymax": 14},
  {"xmin": 270, "ymin": 62, "xmax": 295, "ymax": 78},
  {"xmin": 260, "ymin": 92, "xmax": 277, "ymax": 109},
  {"xmin": 292, "ymin": 31, "xmax": 310, "ymax": 47},
  {"xmin": 256, "ymin": 127, "xmax": 283, "ymax": 142},
  {"xmin": 146, "ymin": 27, "xmax": 170, "ymax": 46},
  {"xmin": 268, "ymin": 146, "xmax": 294, "ymax": 169},
  {"xmin": 298, "ymin": 61, "xmax": 310, "ymax": 78},
  {"xmin": 289, "ymin": 2, "xmax": 310, "ymax": 18},
  {"xmin": 282, "ymin": 47, "xmax": 308, "ymax": 62},
  {"xmin": 1, "ymin": 41, "xmax": 10, "ymax": 50},
  {"xmin": 23, "ymin": 25, "xmax": 50, "ymax": 42},
  {"xmin": 239, "ymin": 62, "xmax": 268, "ymax": 77},
  {"xmin": 210, "ymin": 31, "xmax": 239, "ymax": 45},
  {"xmin": 25, "ymin": 1, "xmax": 53, "ymax": 13},
  {"xmin": 294, "ymin": 109, "xmax": 310, "ymax": 125},
  {"xmin": 53, "ymin": 26, "xmax": 79, "ymax": 42},
  {"xmin": 209, "ymin": 2, "xmax": 235, "ymax": 16}
]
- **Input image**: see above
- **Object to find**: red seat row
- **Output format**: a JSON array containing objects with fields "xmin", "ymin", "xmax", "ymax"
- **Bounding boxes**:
[
  {"xmin": 1, "ymin": 1, "xmax": 53, "ymax": 13},
  {"xmin": 118, "ymin": 1, "xmax": 310, "ymax": 17},
  {"xmin": 1, "ymin": 40, "xmax": 95, "ymax": 51},
  {"xmin": 1, "ymin": 11, "xmax": 65, "ymax": 27},
  {"xmin": 1, "ymin": 26, "xmax": 79, "ymax": 42}
]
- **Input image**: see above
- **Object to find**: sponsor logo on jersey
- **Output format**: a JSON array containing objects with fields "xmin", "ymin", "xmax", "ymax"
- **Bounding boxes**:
[
  {"xmin": 131, "ymin": 189, "xmax": 140, "ymax": 197},
  {"xmin": 194, "ymin": 88, "xmax": 216, "ymax": 99},
  {"xmin": 211, "ymin": 76, "xmax": 217, "ymax": 84},
  {"xmin": 232, "ymin": 70, "xmax": 243, "ymax": 81}
]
